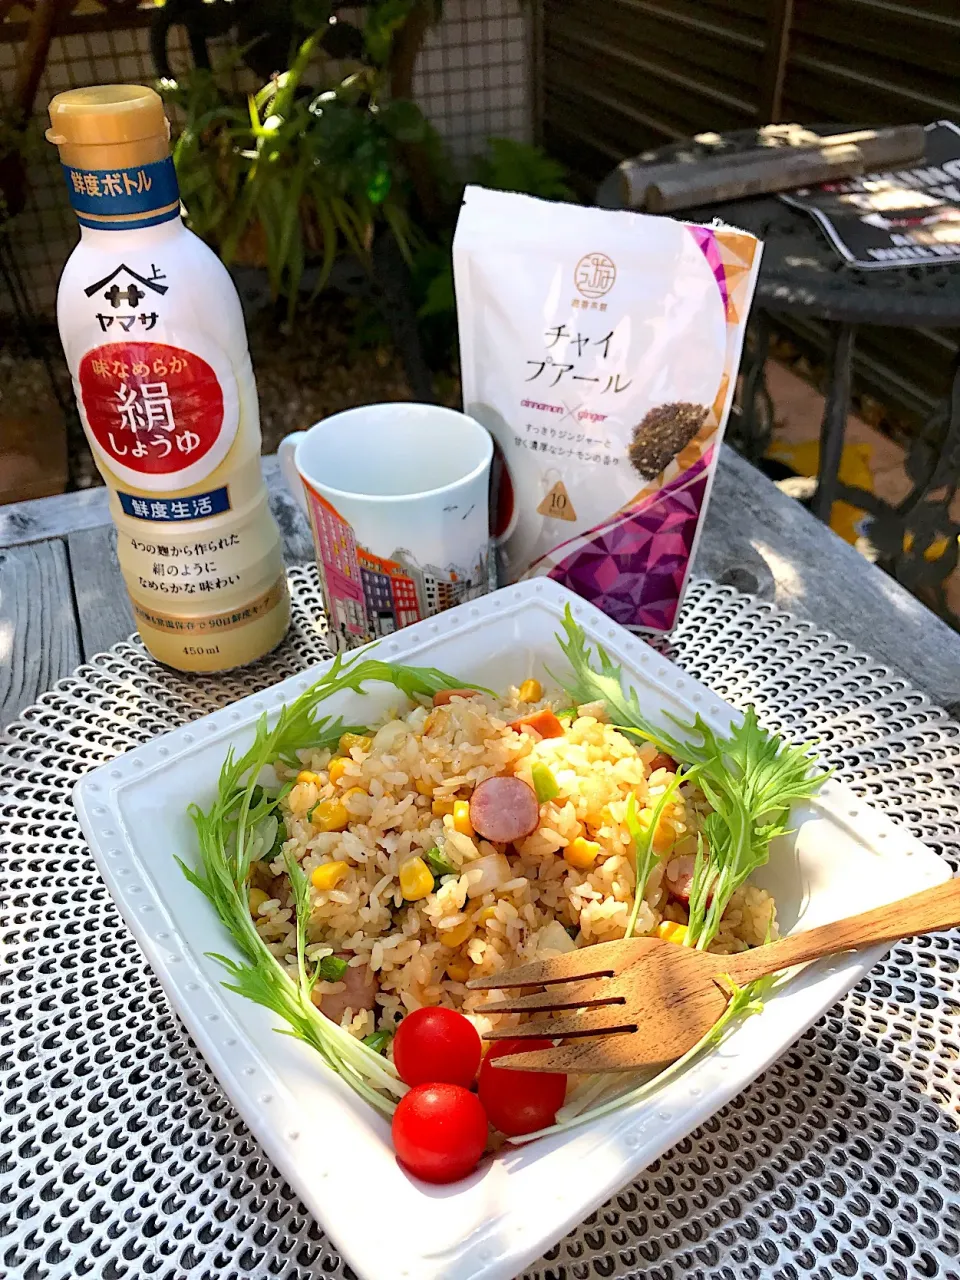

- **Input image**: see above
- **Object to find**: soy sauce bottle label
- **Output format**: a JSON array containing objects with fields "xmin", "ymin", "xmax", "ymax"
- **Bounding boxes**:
[
  {"xmin": 62, "ymin": 156, "xmax": 180, "ymax": 228},
  {"xmin": 77, "ymin": 337, "xmax": 238, "ymax": 487},
  {"xmin": 49, "ymin": 84, "xmax": 289, "ymax": 673}
]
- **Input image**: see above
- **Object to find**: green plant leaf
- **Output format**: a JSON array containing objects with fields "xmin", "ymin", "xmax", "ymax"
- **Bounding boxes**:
[
  {"xmin": 379, "ymin": 98, "xmax": 429, "ymax": 143},
  {"xmin": 363, "ymin": 0, "xmax": 417, "ymax": 65},
  {"xmin": 366, "ymin": 164, "xmax": 392, "ymax": 205},
  {"xmin": 381, "ymin": 200, "xmax": 414, "ymax": 264},
  {"xmin": 473, "ymin": 137, "xmax": 576, "ymax": 202},
  {"xmin": 418, "ymin": 260, "xmax": 454, "ymax": 318},
  {"xmin": 309, "ymin": 192, "xmax": 339, "ymax": 298},
  {"xmin": 160, "ymin": 10, "xmax": 441, "ymax": 309}
]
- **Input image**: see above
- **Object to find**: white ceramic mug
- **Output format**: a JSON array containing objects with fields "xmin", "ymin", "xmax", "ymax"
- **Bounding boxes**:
[{"xmin": 279, "ymin": 402, "xmax": 494, "ymax": 650}]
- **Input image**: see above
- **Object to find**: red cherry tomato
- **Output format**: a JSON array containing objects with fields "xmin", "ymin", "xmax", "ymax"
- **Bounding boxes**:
[
  {"xmin": 391, "ymin": 1082, "xmax": 488, "ymax": 1184},
  {"xmin": 477, "ymin": 1039, "xmax": 567, "ymax": 1136},
  {"xmin": 393, "ymin": 1007, "xmax": 482, "ymax": 1088}
]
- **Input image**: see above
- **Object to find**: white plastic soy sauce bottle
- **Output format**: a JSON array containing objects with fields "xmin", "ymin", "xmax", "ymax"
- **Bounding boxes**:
[{"xmin": 47, "ymin": 84, "xmax": 289, "ymax": 672}]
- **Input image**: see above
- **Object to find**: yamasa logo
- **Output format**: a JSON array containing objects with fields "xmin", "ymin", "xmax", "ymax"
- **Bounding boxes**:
[
  {"xmin": 574, "ymin": 251, "xmax": 616, "ymax": 299},
  {"xmin": 79, "ymin": 341, "xmax": 225, "ymax": 479}
]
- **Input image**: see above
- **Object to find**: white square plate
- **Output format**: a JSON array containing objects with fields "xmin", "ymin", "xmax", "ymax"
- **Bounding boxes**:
[{"xmin": 73, "ymin": 580, "xmax": 950, "ymax": 1280}]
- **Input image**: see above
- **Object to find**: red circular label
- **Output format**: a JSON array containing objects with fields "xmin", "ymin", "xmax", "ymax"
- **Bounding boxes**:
[{"xmin": 79, "ymin": 341, "xmax": 224, "ymax": 476}]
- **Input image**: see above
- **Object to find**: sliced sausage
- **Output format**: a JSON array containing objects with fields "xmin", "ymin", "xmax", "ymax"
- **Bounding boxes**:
[
  {"xmin": 648, "ymin": 752, "xmax": 678, "ymax": 773},
  {"xmin": 469, "ymin": 776, "xmax": 540, "ymax": 844},
  {"xmin": 508, "ymin": 708, "xmax": 565, "ymax": 739},
  {"xmin": 313, "ymin": 952, "xmax": 378, "ymax": 1024},
  {"xmin": 663, "ymin": 855, "xmax": 713, "ymax": 904},
  {"xmin": 433, "ymin": 688, "xmax": 482, "ymax": 706},
  {"xmin": 663, "ymin": 855, "xmax": 695, "ymax": 902}
]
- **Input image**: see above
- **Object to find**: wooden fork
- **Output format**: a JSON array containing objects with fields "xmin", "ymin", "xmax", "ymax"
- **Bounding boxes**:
[{"xmin": 466, "ymin": 877, "xmax": 960, "ymax": 1073}]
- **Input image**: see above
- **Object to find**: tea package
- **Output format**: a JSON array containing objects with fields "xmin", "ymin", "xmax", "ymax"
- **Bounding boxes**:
[{"xmin": 453, "ymin": 186, "xmax": 762, "ymax": 631}]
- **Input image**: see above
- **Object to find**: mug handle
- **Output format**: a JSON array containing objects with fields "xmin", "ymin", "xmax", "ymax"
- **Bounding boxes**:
[{"xmin": 278, "ymin": 431, "xmax": 307, "ymax": 513}]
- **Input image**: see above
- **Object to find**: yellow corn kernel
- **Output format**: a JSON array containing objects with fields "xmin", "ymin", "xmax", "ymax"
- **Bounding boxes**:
[
  {"xmin": 439, "ymin": 917, "xmax": 475, "ymax": 948},
  {"xmin": 446, "ymin": 959, "xmax": 472, "ymax": 983},
  {"xmin": 518, "ymin": 678, "xmax": 542, "ymax": 703},
  {"xmin": 296, "ymin": 770, "xmax": 322, "ymax": 785},
  {"xmin": 311, "ymin": 860, "xmax": 349, "ymax": 891},
  {"xmin": 399, "ymin": 856, "xmax": 435, "ymax": 901},
  {"xmin": 339, "ymin": 732, "xmax": 373, "ymax": 756},
  {"xmin": 432, "ymin": 797, "xmax": 455, "ymax": 817},
  {"xmin": 452, "ymin": 800, "xmax": 474, "ymax": 838},
  {"xmin": 311, "ymin": 798, "xmax": 349, "ymax": 832},
  {"xmin": 415, "ymin": 778, "xmax": 434, "ymax": 797},
  {"xmin": 564, "ymin": 836, "xmax": 602, "ymax": 869},
  {"xmin": 652, "ymin": 815, "xmax": 676, "ymax": 855},
  {"xmin": 657, "ymin": 920, "xmax": 689, "ymax": 946},
  {"xmin": 248, "ymin": 887, "xmax": 269, "ymax": 916},
  {"xmin": 328, "ymin": 757, "xmax": 350, "ymax": 785},
  {"xmin": 476, "ymin": 906, "xmax": 498, "ymax": 925},
  {"xmin": 633, "ymin": 799, "xmax": 677, "ymax": 855}
]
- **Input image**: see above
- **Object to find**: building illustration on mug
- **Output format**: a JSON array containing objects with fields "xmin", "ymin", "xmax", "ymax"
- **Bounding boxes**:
[
  {"xmin": 358, "ymin": 548, "xmax": 422, "ymax": 636},
  {"xmin": 306, "ymin": 486, "xmax": 487, "ymax": 647},
  {"xmin": 306, "ymin": 489, "xmax": 367, "ymax": 645}
]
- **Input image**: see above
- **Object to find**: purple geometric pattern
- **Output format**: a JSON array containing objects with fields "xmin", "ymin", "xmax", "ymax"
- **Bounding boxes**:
[
  {"xmin": 548, "ymin": 449, "xmax": 712, "ymax": 630},
  {"xmin": 687, "ymin": 225, "xmax": 729, "ymax": 315}
]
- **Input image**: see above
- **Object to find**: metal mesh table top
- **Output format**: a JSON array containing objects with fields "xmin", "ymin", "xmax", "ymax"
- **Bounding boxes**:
[{"xmin": 3, "ymin": 566, "xmax": 959, "ymax": 1280}]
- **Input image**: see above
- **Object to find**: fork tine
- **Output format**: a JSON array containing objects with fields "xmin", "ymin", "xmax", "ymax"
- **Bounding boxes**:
[
  {"xmin": 466, "ymin": 944, "xmax": 621, "ymax": 991},
  {"xmin": 494, "ymin": 1038, "xmax": 646, "ymax": 1074},
  {"xmin": 476, "ymin": 979, "xmax": 614, "ymax": 1015},
  {"xmin": 482, "ymin": 1006, "xmax": 635, "ymax": 1042}
]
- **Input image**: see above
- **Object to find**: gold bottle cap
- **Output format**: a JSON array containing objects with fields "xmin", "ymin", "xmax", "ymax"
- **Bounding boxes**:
[
  {"xmin": 46, "ymin": 85, "xmax": 170, "ymax": 148},
  {"xmin": 47, "ymin": 84, "xmax": 178, "ymax": 227}
]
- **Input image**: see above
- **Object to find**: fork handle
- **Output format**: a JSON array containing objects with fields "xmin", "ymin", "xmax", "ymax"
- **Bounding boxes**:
[{"xmin": 720, "ymin": 875, "xmax": 960, "ymax": 986}]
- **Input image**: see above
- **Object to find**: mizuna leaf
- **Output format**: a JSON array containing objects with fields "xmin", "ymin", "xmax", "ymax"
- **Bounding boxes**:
[{"xmin": 553, "ymin": 606, "xmax": 827, "ymax": 948}]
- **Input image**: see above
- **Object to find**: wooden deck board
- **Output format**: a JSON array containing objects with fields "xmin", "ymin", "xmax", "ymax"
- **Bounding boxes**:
[{"xmin": 0, "ymin": 539, "xmax": 82, "ymax": 726}]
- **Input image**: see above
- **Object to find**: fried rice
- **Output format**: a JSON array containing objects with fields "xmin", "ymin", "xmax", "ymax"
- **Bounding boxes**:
[{"xmin": 251, "ymin": 688, "xmax": 778, "ymax": 1041}]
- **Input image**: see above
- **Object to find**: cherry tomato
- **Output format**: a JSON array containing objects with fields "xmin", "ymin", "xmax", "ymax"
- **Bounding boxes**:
[
  {"xmin": 393, "ymin": 1007, "xmax": 482, "ymax": 1088},
  {"xmin": 477, "ymin": 1039, "xmax": 567, "ymax": 1136},
  {"xmin": 391, "ymin": 1082, "xmax": 488, "ymax": 1184}
]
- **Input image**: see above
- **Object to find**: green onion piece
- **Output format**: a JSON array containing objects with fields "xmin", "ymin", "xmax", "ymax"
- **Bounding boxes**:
[
  {"xmin": 269, "ymin": 819, "xmax": 286, "ymax": 860},
  {"xmin": 363, "ymin": 1030, "xmax": 393, "ymax": 1055},
  {"xmin": 424, "ymin": 846, "xmax": 457, "ymax": 878},
  {"xmin": 317, "ymin": 955, "xmax": 349, "ymax": 981},
  {"xmin": 531, "ymin": 762, "xmax": 560, "ymax": 804}
]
